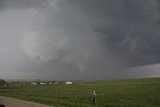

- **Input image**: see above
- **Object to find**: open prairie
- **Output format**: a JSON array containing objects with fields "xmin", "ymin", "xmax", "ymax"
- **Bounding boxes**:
[{"xmin": 0, "ymin": 78, "xmax": 160, "ymax": 107}]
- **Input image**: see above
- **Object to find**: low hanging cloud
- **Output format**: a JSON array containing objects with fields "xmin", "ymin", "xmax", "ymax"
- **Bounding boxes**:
[{"xmin": 19, "ymin": 28, "xmax": 104, "ymax": 73}]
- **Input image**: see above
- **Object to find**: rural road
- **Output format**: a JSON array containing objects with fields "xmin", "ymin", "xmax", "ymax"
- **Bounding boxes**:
[{"xmin": 0, "ymin": 96, "xmax": 53, "ymax": 107}]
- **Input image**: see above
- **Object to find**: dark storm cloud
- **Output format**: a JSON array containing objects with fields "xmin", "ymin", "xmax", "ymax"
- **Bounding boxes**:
[
  {"xmin": 1, "ymin": 0, "xmax": 160, "ymax": 80},
  {"xmin": 0, "ymin": 0, "xmax": 48, "ymax": 9}
]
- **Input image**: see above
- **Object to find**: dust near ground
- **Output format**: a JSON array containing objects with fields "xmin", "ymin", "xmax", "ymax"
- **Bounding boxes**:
[{"xmin": 0, "ymin": 96, "xmax": 53, "ymax": 107}]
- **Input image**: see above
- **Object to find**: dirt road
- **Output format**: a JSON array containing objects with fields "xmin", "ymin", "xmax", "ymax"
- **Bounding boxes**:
[{"xmin": 0, "ymin": 96, "xmax": 53, "ymax": 107}]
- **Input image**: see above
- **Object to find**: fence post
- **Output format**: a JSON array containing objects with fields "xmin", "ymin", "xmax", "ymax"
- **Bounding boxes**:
[{"xmin": 92, "ymin": 89, "xmax": 96, "ymax": 104}]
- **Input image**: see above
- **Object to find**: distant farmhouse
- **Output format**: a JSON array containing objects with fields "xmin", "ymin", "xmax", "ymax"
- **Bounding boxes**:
[
  {"xmin": 30, "ymin": 81, "xmax": 73, "ymax": 85},
  {"xmin": 40, "ymin": 82, "xmax": 46, "ymax": 85},
  {"xmin": 31, "ymin": 82, "xmax": 37, "ymax": 85}
]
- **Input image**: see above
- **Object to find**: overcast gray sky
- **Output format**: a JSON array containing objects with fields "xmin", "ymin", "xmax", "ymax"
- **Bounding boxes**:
[{"xmin": 0, "ymin": 0, "xmax": 160, "ymax": 80}]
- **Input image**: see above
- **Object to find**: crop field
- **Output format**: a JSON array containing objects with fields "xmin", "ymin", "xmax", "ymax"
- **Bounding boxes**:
[{"xmin": 0, "ymin": 78, "xmax": 160, "ymax": 107}]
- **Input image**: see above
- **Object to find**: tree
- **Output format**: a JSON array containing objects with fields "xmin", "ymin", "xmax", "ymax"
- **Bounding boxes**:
[{"xmin": 0, "ymin": 79, "xmax": 6, "ymax": 86}]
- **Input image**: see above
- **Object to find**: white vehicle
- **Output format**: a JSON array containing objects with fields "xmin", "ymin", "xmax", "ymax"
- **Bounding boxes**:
[{"xmin": 65, "ymin": 81, "xmax": 73, "ymax": 85}]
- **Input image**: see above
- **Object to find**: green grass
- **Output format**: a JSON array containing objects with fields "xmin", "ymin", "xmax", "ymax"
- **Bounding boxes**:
[{"xmin": 1, "ymin": 78, "xmax": 160, "ymax": 107}]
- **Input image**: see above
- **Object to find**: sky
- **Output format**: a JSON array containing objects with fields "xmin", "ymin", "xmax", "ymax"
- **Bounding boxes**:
[{"xmin": 0, "ymin": 0, "xmax": 160, "ymax": 80}]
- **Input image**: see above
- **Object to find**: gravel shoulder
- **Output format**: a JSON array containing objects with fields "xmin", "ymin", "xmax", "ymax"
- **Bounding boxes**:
[{"xmin": 0, "ymin": 96, "xmax": 53, "ymax": 107}]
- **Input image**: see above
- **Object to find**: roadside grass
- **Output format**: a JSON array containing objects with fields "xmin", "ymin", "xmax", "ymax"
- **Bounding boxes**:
[{"xmin": 0, "ymin": 78, "xmax": 160, "ymax": 107}]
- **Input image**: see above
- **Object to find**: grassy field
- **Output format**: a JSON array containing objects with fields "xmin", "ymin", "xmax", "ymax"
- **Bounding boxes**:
[{"xmin": 0, "ymin": 78, "xmax": 160, "ymax": 107}]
